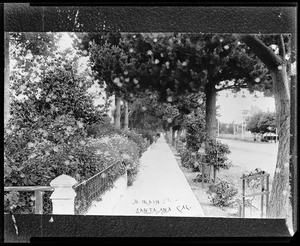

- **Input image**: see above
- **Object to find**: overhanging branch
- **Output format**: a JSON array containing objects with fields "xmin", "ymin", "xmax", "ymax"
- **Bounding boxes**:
[
  {"xmin": 238, "ymin": 34, "xmax": 284, "ymax": 71},
  {"xmin": 215, "ymin": 85, "xmax": 249, "ymax": 92}
]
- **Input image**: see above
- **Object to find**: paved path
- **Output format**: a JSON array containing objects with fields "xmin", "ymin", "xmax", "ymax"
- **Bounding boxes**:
[{"xmin": 110, "ymin": 136, "xmax": 205, "ymax": 217}]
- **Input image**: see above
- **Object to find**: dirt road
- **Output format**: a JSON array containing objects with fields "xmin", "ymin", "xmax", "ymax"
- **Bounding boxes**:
[{"xmin": 218, "ymin": 138, "xmax": 278, "ymax": 179}]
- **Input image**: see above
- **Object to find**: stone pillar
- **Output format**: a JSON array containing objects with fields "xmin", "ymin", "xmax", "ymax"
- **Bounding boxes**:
[{"xmin": 50, "ymin": 174, "xmax": 77, "ymax": 215}]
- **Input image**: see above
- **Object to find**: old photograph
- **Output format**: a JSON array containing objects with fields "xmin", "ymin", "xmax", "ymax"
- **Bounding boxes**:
[
  {"xmin": 4, "ymin": 32, "xmax": 295, "ymax": 219},
  {"xmin": 3, "ymin": 3, "xmax": 297, "ymax": 241}
]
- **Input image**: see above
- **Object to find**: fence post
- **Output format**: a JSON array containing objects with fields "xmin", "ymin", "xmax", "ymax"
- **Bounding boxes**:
[
  {"xmin": 242, "ymin": 179, "xmax": 245, "ymax": 218},
  {"xmin": 50, "ymin": 174, "xmax": 77, "ymax": 215},
  {"xmin": 34, "ymin": 190, "xmax": 43, "ymax": 214}
]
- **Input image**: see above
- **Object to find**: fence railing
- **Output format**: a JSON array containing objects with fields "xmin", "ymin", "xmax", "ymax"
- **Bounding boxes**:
[
  {"xmin": 4, "ymin": 186, "xmax": 54, "ymax": 214},
  {"xmin": 73, "ymin": 161, "xmax": 126, "ymax": 215},
  {"xmin": 240, "ymin": 171, "xmax": 270, "ymax": 218},
  {"xmin": 4, "ymin": 161, "xmax": 127, "ymax": 215}
]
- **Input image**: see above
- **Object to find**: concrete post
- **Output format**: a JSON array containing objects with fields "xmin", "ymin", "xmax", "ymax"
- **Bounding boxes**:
[{"xmin": 50, "ymin": 174, "xmax": 77, "ymax": 215}]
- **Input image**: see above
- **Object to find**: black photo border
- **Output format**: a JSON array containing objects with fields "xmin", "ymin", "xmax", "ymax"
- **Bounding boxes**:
[{"xmin": 1, "ymin": 2, "xmax": 298, "ymax": 244}]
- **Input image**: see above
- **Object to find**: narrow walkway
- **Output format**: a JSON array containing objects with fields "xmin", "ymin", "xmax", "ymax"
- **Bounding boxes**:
[{"xmin": 110, "ymin": 136, "xmax": 205, "ymax": 217}]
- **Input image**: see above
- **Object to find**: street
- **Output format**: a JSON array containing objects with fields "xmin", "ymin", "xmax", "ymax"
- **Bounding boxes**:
[{"xmin": 218, "ymin": 138, "xmax": 278, "ymax": 179}]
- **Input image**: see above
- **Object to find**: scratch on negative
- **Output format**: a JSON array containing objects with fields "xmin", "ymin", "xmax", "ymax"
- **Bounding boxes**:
[{"xmin": 11, "ymin": 214, "xmax": 19, "ymax": 235}]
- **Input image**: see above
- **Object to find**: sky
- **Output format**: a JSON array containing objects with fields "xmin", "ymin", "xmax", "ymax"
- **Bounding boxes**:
[
  {"xmin": 216, "ymin": 89, "xmax": 275, "ymax": 124},
  {"xmin": 57, "ymin": 33, "xmax": 74, "ymax": 51}
]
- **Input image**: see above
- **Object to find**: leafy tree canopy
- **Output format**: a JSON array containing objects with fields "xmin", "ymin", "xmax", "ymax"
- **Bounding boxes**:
[{"xmin": 247, "ymin": 111, "xmax": 276, "ymax": 134}]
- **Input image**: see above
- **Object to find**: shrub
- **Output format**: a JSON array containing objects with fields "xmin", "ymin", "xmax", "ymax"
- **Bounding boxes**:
[
  {"xmin": 86, "ymin": 122, "xmax": 148, "ymax": 156},
  {"xmin": 4, "ymin": 132, "xmax": 140, "ymax": 214},
  {"xmin": 135, "ymin": 129, "xmax": 156, "ymax": 144},
  {"xmin": 205, "ymin": 138, "xmax": 231, "ymax": 171},
  {"xmin": 4, "ymin": 137, "xmax": 112, "ymax": 213},
  {"xmin": 178, "ymin": 148, "xmax": 202, "ymax": 171},
  {"xmin": 4, "ymin": 116, "xmax": 137, "ymax": 213},
  {"xmin": 4, "ymin": 115, "xmax": 95, "ymax": 185},
  {"xmin": 122, "ymin": 130, "xmax": 147, "ymax": 156},
  {"xmin": 206, "ymin": 179, "xmax": 238, "ymax": 208},
  {"xmin": 184, "ymin": 111, "xmax": 206, "ymax": 151},
  {"xmin": 86, "ymin": 121, "xmax": 123, "ymax": 138}
]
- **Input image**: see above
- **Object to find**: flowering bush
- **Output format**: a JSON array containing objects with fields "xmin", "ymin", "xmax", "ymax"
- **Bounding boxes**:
[
  {"xmin": 87, "ymin": 122, "xmax": 148, "ymax": 156},
  {"xmin": 92, "ymin": 134, "xmax": 140, "ymax": 166},
  {"xmin": 90, "ymin": 134, "xmax": 141, "ymax": 184},
  {"xmin": 207, "ymin": 179, "xmax": 238, "ymax": 208},
  {"xmin": 122, "ymin": 129, "xmax": 148, "ymax": 156},
  {"xmin": 4, "ymin": 131, "xmax": 142, "ymax": 213},
  {"xmin": 4, "ymin": 113, "xmax": 143, "ymax": 214}
]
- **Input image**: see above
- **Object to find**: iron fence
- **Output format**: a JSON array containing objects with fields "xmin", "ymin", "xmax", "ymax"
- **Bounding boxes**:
[
  {"xmin": 4, "ymin": 162, "xmax": 126, "ymax": 215},
  {"xmin": 73, "ymin": 161, "xmax": 126, "ymax": 215}
]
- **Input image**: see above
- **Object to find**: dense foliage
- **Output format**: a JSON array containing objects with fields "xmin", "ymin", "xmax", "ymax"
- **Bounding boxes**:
[
  {"xmin": 4, "ymin": 33, "xmax": 149, "ymax": 214},
  {"xmin": 183, "ymin": 109, "xmax": 206, "ymax": 151},
  {"xmin": 247, "ymin": 111, "xmax": 276, "ymax": 134},
  {"xmin": 207, "ymin": 179, "xmax": 238, "ymax": 207},
  {"xmin": 219, "ymin": 122, "xmax": 235, "ymax": 134},
  {"xmin": 205, "ymin": 138, "xmax": 232, "ymax": 171}
]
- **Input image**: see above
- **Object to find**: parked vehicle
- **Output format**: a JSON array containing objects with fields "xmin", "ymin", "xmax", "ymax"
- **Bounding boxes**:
[{"xmin": 261, "ymin": 132, "xmax": 278, "ymax": 142}]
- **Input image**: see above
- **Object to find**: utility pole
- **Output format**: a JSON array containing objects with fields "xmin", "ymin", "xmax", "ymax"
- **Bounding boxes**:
[
  {"xmin": 217, "ymin": 118, "xmax": 220, "ymax": 137},
  {"xmin": 233, "ymin": 121, "xmax": 236, "ymax": 135},
  {"xmin": 241, "ymin": 116, "xmax": 244, "ymax": 140}
]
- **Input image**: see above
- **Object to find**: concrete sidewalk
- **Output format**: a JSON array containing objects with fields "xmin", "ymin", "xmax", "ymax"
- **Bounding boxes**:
[{"xmin": 110, "ymin": 136, "xmax": 205, "ymax": 217}]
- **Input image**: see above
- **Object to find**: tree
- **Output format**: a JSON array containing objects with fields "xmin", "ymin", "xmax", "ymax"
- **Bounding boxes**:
[
  {"xmin": 257, "ymin": 112, "xmax": 276, "ymax": 134},
  {"xmin": 75, "ymin": 32, "xmax": 132, "ymax": 129},
  {"xmin": 239, "ymin": 34, "xmax": 291, "ymax": 219},
  {"xmin": 127, "ymin": 33, "xmax": 270, "ymax": 146},
  {"xmin": 88, "ymin": 32, "xmax": 290, "ymax": 198},
  {"xmin": 4, "ymin": 32, "xmax": 58, "ymax": 127},
  {"xmin": 183, "ymin": 108, "xmax": 206, "ymax": 152},
  {"xmin": 4, "ymin": 32, "xmax": 10, "ymax": 127},
  {"xmin": 123, "ymin": 100, "xmax": 129, "ymax": 130},
  {"xmin": 8, "ymin": 33, "xmax": 107, "ymax": 129},
  {"xmin": 126, "ymin": 90, "xmax": 174, "ymax": 132},
  {"xmin": 247, "ymin": 111, "xmax": 265, "ymax": 139},
  {"xmin": 247, "ymin": 111, "xmax": 276, "ymax": 140},
  {"xmin": 137, "ymin": 33, "xmax": 271, "ymax": 176},
  {"xmin": 167, "ymin": 91, "xmax": 206, "ymax": 146},
  {"xmin": 219, "ymin": 122, "xmax": 234, "ymax": 134}
]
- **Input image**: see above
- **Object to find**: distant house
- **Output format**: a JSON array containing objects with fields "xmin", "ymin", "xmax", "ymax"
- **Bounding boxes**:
[
  {"xmin": 242, "ymin": 105, "xmax": 262, "ymax": 132},
  {"xmin": 231, "ymin": 105, "xmax": 263, "ymax": 135},
  {"xmin": 242, "ymin": 105, "xmax": 262, "ymax": 123}
]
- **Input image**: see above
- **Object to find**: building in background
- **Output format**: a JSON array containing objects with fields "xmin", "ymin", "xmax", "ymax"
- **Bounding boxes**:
[{"xmin": 231, "ymin": 105, "xmax": 262, "ymax": 138}]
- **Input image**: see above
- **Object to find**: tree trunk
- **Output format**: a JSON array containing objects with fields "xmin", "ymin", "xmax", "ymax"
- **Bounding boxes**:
[
  {"xmin": 176, "ymin": 129, "xmax": 181, "ymax": 149},
  {"xmin": 168, "ymin": 128, "xmax": 172, "ymax": 144},
  {"xmin": 4, "ymin": 32, "xmax": 10, "ymax": 127},
  {"xmin": 114, "ymin": 96, "xmax": 121, "ymax": 128},
  {"xmin": 268, "ymin": 66, "xmax": 290, "ymax": 218},
  {"xmin": 171, "ymin": 128, "xmax": 175, "ymax": 146},
  {"xmin": 213, "ymin": 166, "xmax": 217, "ymax": 183},
  {"xmin": 204, "ymin": 84, "xmax": 217, "ymax": 178},
  {"xmin": 289, "ymin": 34, "xmax": 297, "ymax": 234},
  {"xmin": 239, "ymin": 34, "xmax": 291, "ymax": 219},
  {"xmin": 205, "ymin": 85, "xmax": 217, "ymax": 141},
  {"xmin": 124, "ymin": 100, "xmax": 129, "ymax": 130}
]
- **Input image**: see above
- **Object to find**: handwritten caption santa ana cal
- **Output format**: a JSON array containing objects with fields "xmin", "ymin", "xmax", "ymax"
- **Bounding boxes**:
[{"xmin": 132, "ymin": 198, "xmax": 192, "ymax": 215}]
